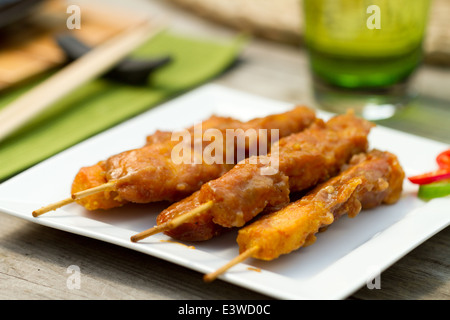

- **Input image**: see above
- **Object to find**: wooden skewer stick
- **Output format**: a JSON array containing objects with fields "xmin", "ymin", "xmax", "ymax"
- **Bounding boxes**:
[
  {"xmin": 130, "ymin": 200, "xmax": 214, "ymax": 242},
  {"xmin": 32, "ymin": 198, "xmax": 76, "ymax": 217},
  {"xmin": 203, "ymin": 246, "xmax": 259, "ymax": 283},
  {"xmin": 32, "ymin": 181, "xmax": 117, "ymax": 217},
  {"xmin": 71, "ymin": 181, "xmax": 116, "ymax": 200}
]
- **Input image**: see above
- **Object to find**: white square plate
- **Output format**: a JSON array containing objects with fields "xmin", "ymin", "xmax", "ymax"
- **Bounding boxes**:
[{"xmin": 0, "ymin": 84, "xmax": 449, "ymax": 300}]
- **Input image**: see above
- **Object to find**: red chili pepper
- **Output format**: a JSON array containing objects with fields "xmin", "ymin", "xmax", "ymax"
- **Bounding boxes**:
[
  {"xmin": 408, "ymin": 168, "xmax": 450, "ymax": 185},
  {"xmin": 436, "ymin": 149, "xmax": 450, "ymax": 169}
]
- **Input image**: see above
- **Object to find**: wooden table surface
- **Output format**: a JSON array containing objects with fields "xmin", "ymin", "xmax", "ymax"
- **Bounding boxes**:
[{"xmin": 1, "ymin": 0, "xmax": 449, "ymax": 300}]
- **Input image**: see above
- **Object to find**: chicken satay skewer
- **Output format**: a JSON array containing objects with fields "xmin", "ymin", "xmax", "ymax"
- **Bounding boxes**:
[
  {"xmin": 130, "ymin": 154, "xmax": 286, "ymax": 241},
  {"xmin": 203, "ymin": 149, "xmax": 405, "ymax": 282},
  {"xmin": 33, "ymin": 106, "xmax": 316, "ymax": 216},
  {"xmin": 132, "ymin": 112, "xmax": 374, "ymax": 242},
  {"xmin": 30, "ymin": 142, "xmax": 255, "ymax": 217}
]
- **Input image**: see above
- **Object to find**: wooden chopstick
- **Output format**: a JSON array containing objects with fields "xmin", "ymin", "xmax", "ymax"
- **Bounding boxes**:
[{"xmin": 0, "ymin": 20, "xmax": 166, "ymax": 143}]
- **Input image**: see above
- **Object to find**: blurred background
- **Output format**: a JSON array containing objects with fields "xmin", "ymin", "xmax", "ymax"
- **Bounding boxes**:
[
  {"xmin": 1, "ymin": 0, "xmax": 449, "ymax": 151},
  {"xmin": 1, "ymin": 0, "xmax": 449, "ymax": 92}
]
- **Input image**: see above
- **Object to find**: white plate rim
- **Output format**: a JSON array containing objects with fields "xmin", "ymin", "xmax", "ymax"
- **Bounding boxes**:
[{"xmin": 0, "ymin": 83, "xmax": 449, "ymax": 300}]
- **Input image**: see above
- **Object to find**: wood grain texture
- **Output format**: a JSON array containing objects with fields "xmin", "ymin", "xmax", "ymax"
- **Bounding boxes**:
[
  {"xmin": 353, "ymin": 226, "xmax": 450, "ymax": 300},
  {"xmin": 0, "ymin": 0, "xmax": 448, "ymax": 300},
  {"xmin": 0, "ymin": 213, "xmax": 271, "ymax": 300}
]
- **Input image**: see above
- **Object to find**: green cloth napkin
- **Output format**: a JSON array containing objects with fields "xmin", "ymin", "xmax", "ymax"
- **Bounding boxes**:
[{"xmin": 0, "ymin": 31, "xmax": 244, "ymax": 181}]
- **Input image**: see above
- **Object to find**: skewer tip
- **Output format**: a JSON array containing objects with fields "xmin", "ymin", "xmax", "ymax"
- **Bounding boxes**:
[
  {"xmin": 203, "ymin": 273, "xmax": 217, "ymax": 283},
  {"xmin": 32, "ymin": 210, "xmax": 41, "ymax": 218}
]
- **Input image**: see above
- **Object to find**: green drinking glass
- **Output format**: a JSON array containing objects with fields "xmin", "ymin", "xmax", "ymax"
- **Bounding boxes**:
[{"xmin": 303, "ymin": 0, "xmax": 431, "ymax": 119}]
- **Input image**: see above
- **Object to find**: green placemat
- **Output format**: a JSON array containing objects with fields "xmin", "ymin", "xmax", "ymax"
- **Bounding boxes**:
[{"xmin": 0, "ymin": 31, "xmax": 245, "ymax": 181}]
